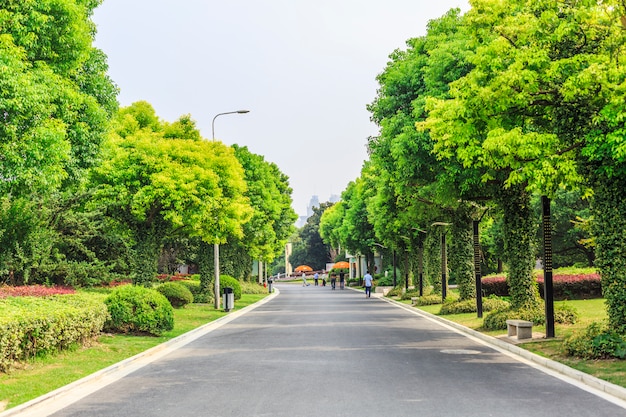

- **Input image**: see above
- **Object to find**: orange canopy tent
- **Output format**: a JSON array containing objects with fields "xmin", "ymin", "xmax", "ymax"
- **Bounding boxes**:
[
  {"xmin": 333, "ymin": 261, "xmax": 350, "ymax": 269},
  {"xmin": 294, "ymin": 265, "xmax": 313, "ymax": 272}
]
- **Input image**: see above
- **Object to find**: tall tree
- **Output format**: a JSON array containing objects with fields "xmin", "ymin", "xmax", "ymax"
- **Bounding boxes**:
[
  {"xmin": 91, "ymin": 102, "xmax": 251, "ymax": 285},
  {"xmin": 0, "ymin": 0, "xmax": 118, "ymax": 195}
]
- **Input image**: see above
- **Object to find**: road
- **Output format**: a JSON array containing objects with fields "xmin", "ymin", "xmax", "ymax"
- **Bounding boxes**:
[{"xmin": 19, "ymin": 284, "xmax": 626, "ymax": 416}]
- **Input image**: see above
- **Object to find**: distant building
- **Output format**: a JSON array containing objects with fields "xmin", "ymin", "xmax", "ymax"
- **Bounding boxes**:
[{"xmin": 295, "ymin": 194, "xmax": 340, "ymax": 228}]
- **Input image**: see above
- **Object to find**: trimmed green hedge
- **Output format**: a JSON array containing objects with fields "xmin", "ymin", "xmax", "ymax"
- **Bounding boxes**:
[{"xmin": 0, "ymin": 294, "xmax": 108, "ymax": 372}]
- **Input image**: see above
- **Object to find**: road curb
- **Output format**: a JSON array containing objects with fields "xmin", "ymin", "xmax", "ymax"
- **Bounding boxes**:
[
  {"xmin": 0, "ymin": 289, "xmax": 280, "ymax": 417},
  {"xmin": 381, "ymin": 296, "xmax": 626, "ymax": 404}
]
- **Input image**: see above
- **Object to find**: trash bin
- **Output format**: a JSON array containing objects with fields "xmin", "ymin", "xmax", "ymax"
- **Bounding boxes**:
[
  {"xmin": 223, "ymin": 286, "xmax": 234, "ymax": 312},
  {"xmin": 268, "ymin": 279, "xmax": 273, "ymax": 294}
]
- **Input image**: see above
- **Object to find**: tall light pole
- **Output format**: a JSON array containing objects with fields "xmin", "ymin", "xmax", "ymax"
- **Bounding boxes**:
[{"xmin": 211, "ymin": 109, "xmax": 250, "ymax": 309}]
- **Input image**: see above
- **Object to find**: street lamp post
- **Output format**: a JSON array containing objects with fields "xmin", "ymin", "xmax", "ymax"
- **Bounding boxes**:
[{"xmin": 211, "ymin": 109, "xmax": 250, "ymax": 310}]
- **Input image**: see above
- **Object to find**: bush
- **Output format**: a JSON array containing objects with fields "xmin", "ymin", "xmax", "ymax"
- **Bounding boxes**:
[
  {"xmin": 376, "ymin": 275, "xmax": 394, "ymax": 286},
  {"xmin": 536, "ymin": 273, "xmax": 602, "ymax": 300},
  {"xmin": 240, "ymin": 281, "xmax": 267, "ymax": 294},
  {"xmin": 439, "ymin": 297, "xmax": 510, "ymax": 315},
  {"xmin": 400, "ymin": 290, "xmax": 422, "ymax": 301},
  {"xmin": 156, "ymin": 282, "xmax": 194, "ymax": 308},
  {"xmin": 481, "ymin": 275, "xmax": 509, "ymax": 297},
  {"xmin": 178, "ymin": 280, "xmax": 213, "ymax": 304},
  {"xmin": 413, "ymin": 295, "xmax": 444, "ymax": 306},
  {"xmin": 219, "ymin": 275, "xmax": 241, "ymax": 300},
  {"xmin": 481, "ymin": 269, "xmax": 602, "ymax": 300},
  {"xmin": 483, "ymin": 306, "xmax": 544, "ymax": 330},
  {"xmin": 104, "ymin": 285, "xmax": 173, "ymax": 336},
  {"xmin": 483, "ymin": 303, "xmax": 579, "ymax": 330},
  {"xmin": 0, "ymin": 294, "xmax": 108, "ymax": 372},
  {"xmin": 564, "ymin": 322, "xmax": 626, "ymax": 359}
]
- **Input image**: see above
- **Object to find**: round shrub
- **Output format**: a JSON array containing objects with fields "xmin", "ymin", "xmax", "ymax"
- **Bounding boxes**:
[
  {"xmin": 156, "ymin": 282, "xmax": 194, "ymax": 308},
  {"xmin": 564, "ymin": 322, "xmax": 626, "ymax": 359},
  {"xmin": 178, "ymin": 280, "xmax": 213, "ymax": 304},
  {"xmin": 219, "ymin": 275, "xmax": 241, "ymax": 300},
  {"xmin": 104, "ymin": 285, "xmax": 174, "ymax": 336}
]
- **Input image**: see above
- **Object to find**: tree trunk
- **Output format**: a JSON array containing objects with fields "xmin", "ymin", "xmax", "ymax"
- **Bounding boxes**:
[
  {"xmin": 496, "ymin": 185, "xmax": 541, "ymax": 311},
  {"xmin": 451, "ymin": 205, "xmax": 475, "ymax": 301},
  {"xmin": 591, "ymin": 175, "xmax": 626, "ymax": 333}
]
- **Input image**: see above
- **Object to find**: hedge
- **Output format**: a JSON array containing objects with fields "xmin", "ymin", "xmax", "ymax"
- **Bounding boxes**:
[
  {"xmin": 481, "ymin": 272, "xmax": 602, "ymax": 300},
  {"xmin": 0, "ymin": 294, "xmax": 108, "ymax": 372}
]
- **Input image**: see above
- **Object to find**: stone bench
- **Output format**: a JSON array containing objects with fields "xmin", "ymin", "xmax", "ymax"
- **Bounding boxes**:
[{"xmin": 506, "ymin": 319, "xmax": 533, "ymax": 340}]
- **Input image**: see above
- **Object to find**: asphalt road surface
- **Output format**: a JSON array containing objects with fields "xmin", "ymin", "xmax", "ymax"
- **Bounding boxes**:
[{"xmin": 32, "ymin": 284, "xmax": 626, "ymax": 416}]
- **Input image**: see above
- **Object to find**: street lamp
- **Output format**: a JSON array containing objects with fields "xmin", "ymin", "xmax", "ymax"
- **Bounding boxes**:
[
  {"xmin": 210, "ymin": 109, "xmax": 250, "ymax": 309},
  {"xmin": 431, "ymin": 222, "xmax": 451, "ymax": 302},
  {"xmin": 212, "ymin": 110, "xmax": 250, "ymax": 141}
]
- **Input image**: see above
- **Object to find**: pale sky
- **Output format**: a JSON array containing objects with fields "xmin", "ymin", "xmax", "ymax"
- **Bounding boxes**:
[{"xmin": 92, "ymin": 0, "xmax": 470, "ymax": 217}]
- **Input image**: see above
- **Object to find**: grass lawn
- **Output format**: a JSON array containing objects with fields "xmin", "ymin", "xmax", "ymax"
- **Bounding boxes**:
[
  {"xmin": 408, "ymin": 297, "xmax": 626, "ymax": 388},
  {"xmin": 0, "ymin": 293, "xmax": 267, "ymax": 411}
]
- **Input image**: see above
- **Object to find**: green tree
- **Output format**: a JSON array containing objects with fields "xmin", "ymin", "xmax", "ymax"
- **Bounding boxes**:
[
  {"xmin": 0, "ymin": 0, "xmax": 117, "ymax": 195},
  {"xmin": 423, "ymin": 0, "xmax": 626, "ymax": 323},
  {"xmin": 91, "ymin": 102, "xmax": 251, "ymax": 285},
  {"xmin": 290, "ymin": 203, "xmax": 333, "ymax": 271}
]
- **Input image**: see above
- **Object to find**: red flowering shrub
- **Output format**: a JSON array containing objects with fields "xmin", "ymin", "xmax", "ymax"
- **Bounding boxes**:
[
  {"xmin": 481, "ymin": 276, "xmax": 508, "ymax": 297},
  {"xmin": 537, "ymin": 273, "xmax": 602, "ymax": 300},
  {"xmin": 481, "ymin": 272, "xmax": 602, "ymax": 300},
  {"xmin": 0, "ymin": 285, "xmax": 75, "ymax": 299},
  {"xmin": 156, "ymin": 273, "xmax": 191, "ymax": 282}
]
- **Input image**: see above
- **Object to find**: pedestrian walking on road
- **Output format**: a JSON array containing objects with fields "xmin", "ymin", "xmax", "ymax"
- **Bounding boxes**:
[
  {"xmin": 322, "ymin": 271, "xmax": 327, "ymax": 286},
  {"xmin": 339, "ymin": 271, "xmax": 346, "ymax": 290},
  {"xmin": 330, "ymin": 273, "xmax": 337, "ymax": 290},
  {"xmin": 364, "ymin": 271, "xmax": 373, "ymax": 298},
  {"xmin": 302, "ymin": 272, "xmax": 309, "ymax": 287},
  {"xmin": 314, "ymin": 272, "xmax": 319, "ymax": 286}
]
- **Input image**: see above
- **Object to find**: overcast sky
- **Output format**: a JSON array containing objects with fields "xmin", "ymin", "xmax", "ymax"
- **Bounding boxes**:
[{"xmin": 92, "ymin": 0, "xmax": 470, "ymax": 217}]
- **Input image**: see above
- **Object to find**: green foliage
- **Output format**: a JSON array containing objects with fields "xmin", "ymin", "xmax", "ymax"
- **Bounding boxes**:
[
  {"xmin": 376, "ymin": 274, "xmax": 395, "ymax": 287},
  {"xmin": 0, "ymin": 294, "xmax": 108, "ymax": 372},
  {"xmin": 104, "ymin": 285, "xmax": 173, "ymax": 336},
  {"xmin": 240, "ymin": 281, "xmax": 267, "ymax": 295},
  {"xmin": 450, "ymin": 205, "xmax": 476, "ymax": 300},
  {"xmin": 564, "ymin": 322, "xmax": 626, "ymax": 360},
  {"xmin": 290, "ymin": 203, "xmax": 334, "ymax": 270},
  {"xmin": 590, "ymin": 176, "xmax": 626, "ymax": 333},
  {"xmin": 554, "ymin": 304, "xmax": 579, "ymax": 325},
  {"xmin": 483, "ymin": 303, "xmax": 578, "ymax": 330},
  {"xmin": 496, "ymin": 187, "xmax": 542, "ymax": 310},
  {"xmin": 232, "ymin": 145, "xmax": 297, "ymax": 264},
  {"xmin": 412, "ymin": 295, "xmax": 444, "ymax": 306},
  {"xmin": 400, "ymin": 289, "xmax": 421, "ymax": 300},
  {"xmin": 178, "ymin": 280, "xmax": 212, "ymax": 304},
  {"xmin": 219, "ymin": 275, "xmax": 242, "ymax": 301},
  {"xmin": 439, "ymin": 297, "xmax": 510, "ymax": 315},
  {"xmin": 0, "ymin": 1, "xmax": 117, "ymax": 196},
  {"xmin": 156, "ymin": 282, "xmax": 194, "ymax": 308}
]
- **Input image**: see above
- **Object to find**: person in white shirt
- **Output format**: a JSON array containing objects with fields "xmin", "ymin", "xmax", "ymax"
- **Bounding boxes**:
[{"xmin": 364, "ymin": 271, "xmax": 373, "ymax": 298}]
